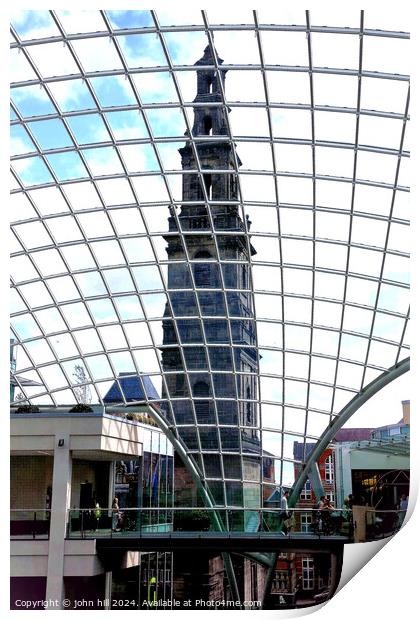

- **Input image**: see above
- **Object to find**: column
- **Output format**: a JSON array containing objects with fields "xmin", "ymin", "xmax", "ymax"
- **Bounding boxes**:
[
  {"xmin": 108, "ymin": 461, "xmax": 115, "ymax": 508},
  {"xmin": 45, "ymin": 433, "xmax": 72, "ymax": 609},
  {"xmin": 335, "ymin": 445, "xmax": 352, "ymax": 508},
  {"xmin": 104, "ymin": 571, "xmax": 112, "ymax": 609},
  {"xmin": 352, "ymin": 505, "xmax": 367, "ymax": 543}
]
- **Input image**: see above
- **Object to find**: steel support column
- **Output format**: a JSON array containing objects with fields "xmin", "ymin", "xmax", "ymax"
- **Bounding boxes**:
[{"xmin": 107, "ymin": 404, "xmax": 243, "ymax": 607}]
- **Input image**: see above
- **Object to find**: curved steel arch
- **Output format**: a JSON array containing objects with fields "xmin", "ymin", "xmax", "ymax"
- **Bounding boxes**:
[
  {"xmin": 262, "ymin": 356, "xmax": 409, "ymax": 607},
  {"xmin": 108, "ymin": 403, "xmax": 243, "ymax": 603},
  {"xmin": 288, "ymin": 356, "xmax": 410, "ymax": 507}
]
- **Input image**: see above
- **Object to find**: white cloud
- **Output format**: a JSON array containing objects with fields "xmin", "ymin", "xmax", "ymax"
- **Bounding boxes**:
[
  {"xmin": 56, "ymin": 10, "xmax": 107, "ymax": 35},
  {"xmin": 11, "ymin": 10, "xmax": 60, "ymax": 41},
  {"xmin": 71, "ymin": 37, "xmax": 123, "ymax": 72},
  {"xmin": 62, "ymin": 182, "xmax": 102, "ymax": 211},
  {"xmin": 28, "ymin": 42, "xmax": 80, "ymax": 78}
]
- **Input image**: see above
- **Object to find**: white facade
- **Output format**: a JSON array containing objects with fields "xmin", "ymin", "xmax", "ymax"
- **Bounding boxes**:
[{"xmin": 10, "ymin": 408, "xmax": 171, "ymax": 609}]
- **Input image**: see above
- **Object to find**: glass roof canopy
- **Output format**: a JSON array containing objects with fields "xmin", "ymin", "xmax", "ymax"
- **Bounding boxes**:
[{"xmin": 10, "ymin": 10, "xmax": 409, "ymax": 496}]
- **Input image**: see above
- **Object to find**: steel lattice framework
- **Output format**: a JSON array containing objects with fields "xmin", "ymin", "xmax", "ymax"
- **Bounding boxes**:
[{"xmin": 10, "ymin": 9, "xmax": 409, "ymax": 507}]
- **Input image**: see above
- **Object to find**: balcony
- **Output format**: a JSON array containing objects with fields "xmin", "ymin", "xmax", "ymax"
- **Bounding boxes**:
[{"xmin": 10, "ymin": 509, "xmax": 50, "ymax": 540}]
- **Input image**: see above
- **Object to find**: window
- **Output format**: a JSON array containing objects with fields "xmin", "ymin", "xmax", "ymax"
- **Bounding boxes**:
[
  {"xmin": 203, "ymin": 115, "xmax": 213, "ymax": 135},
  {"xmin": 300, "ymin": 480, "xmax": 311, "ymax": 500},
  {"xmin": 230, "ymin": 175, "xmax": 237, "ymax": 199},
  {"xmin": 175, "ymin": 374, "xmax": 185, "ymax": 395},
  {"xmin": 193, "ymin": 380, "xmax": 210, "ymax": 423},
  {"xmin": 246, "ymin": 385, "xmax": 252, "ymax": 425},
  {"xmin": 204, "ymin": 174, "xmax": 212, "ymax": 199},
  {"xmin": 193, "ymin": 381, "xmax": 209, "ymax": 398},
  {"xmin": 272, "ymin": 570, "xmax": 290, "ymax": 593},
  {"xmin": 302, "ymin": 557, "xmax": 315, "ymax": 590},
  {"xmin": 206, "ymin": 75, "xmax": 214, "ymax": 94},
  {"xmin": 242, "ymin": 265, "xmax": 247, "ymax": 289},
  {"xmin": 324, "ymin": 454, "xmax": 334, "ymax": 483},
  {"xmin": 300, "ymin": 512, "xmax": 312, "ymax": 533},
  {"xmin": 191, "ymin": 216, "xmax": 208, "ymax": 229},
  {"xmin": 326, "ymin": 491, "xmax": 335, "ymax": 505},
  {"xmin": 194, "ymin": 251, "xmax": 212, "ymax": 287}
]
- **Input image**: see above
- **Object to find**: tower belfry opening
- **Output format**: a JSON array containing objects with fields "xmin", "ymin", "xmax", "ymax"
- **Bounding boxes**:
[
  {"xmin": 203, "ymin": 115, "xmax": 213, "ymax": 135},
  {"xmin": 203, "ymin": 173, "xmax": 212, "ymax": 199}
]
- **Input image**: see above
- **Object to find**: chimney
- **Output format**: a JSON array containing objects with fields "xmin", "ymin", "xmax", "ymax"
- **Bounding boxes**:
[{"xmin": 401, "ymin": 400, "xmax": 410, "ymax": 424}]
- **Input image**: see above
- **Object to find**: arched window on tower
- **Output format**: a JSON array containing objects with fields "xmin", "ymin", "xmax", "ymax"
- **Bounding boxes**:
[
  {"xmin": 229, "ymin": 174, "xmax": 238, "ymax": 200},
  {"xmin": 203, "ymin": 115, "xmax": 213, "ymax": 135},
  {"xmin": 246, "ymin": 385, "xmax": 252, "ymax": 426},
  {"xmin": 194, "ymin": 251, "xmax": 212, "ymax": 287},
  {"xmin": 193, "ymin": 380, "xmax": 210, "ymax": 423},
  {"xmin": 242, "ymin": 265, "xmax": 247, "ymax": 289},
  {"xmin": 203, "ymin": 173, "xmax": 212, "ymax": 199}
]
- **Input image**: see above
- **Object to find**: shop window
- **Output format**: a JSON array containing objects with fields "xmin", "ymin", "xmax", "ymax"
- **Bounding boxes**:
[{"xmin": 302, "ymin": 557, "xmax": 314, "ymax": 590}]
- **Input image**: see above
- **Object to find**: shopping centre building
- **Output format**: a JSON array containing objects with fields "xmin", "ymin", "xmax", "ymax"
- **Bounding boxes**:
[{"xmin": 10, "ymin": 9, "xmax": 410, "ymax": 610}]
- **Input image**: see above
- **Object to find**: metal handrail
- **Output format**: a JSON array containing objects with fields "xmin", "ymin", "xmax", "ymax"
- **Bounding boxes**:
[
  {"xmin": 66, "ymin": 506, "xmax": 359, "ymax": 540},
  {"xmin": 10, "ymin": 509, "xmax": 51, "ymax": 540},
  {"xmin": 67, "ymin": 506, "xmax": 348, "ymax": 512},
  {"xmin": 10, "ymin": 508, "xmax": 52, "ymax": 511}
]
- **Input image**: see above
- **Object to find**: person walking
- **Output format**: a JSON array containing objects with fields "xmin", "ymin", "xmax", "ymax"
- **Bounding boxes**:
[{"xmin": 280, "ymin": 490, "xmax": 291, "ymax": 534}]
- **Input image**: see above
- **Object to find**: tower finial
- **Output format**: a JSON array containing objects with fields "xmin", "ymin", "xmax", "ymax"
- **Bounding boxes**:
[{"xmin": 195, "ymin": 44, "xmax": 224, "ymax": 67}]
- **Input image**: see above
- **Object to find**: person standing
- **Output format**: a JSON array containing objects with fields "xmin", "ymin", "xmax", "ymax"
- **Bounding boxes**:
[
  {"xmin": 317, "ymin": 495, "xmax": 327, "ymax": 510},
  {"xmin": 112, "ymin": 497, "xmax": 120, "ymax": 532},
  {"xmin": 342, "ymin": 497, "xmax": 351, "ymax": 521},
  {"xmin": 397, "ymin": 494, "xmax": 409, "ymax": 528},
  {"xmin": 93, "ymin": 502, "xmax": 101, "ymax": 532}
]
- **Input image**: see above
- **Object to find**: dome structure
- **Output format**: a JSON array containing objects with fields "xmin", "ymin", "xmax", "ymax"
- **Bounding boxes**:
[{"xmin": 10, "ymin": 9, "xmax": 410, "ymax": 505}]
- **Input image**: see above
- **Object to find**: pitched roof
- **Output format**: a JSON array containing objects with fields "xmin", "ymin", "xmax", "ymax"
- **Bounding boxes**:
[
  {"xmin": 293, "ymin": 442, "xmax": 317, "ymax": 461},
  {"xmin": 333, "ymin": 428, "xmax": 373, "ymax": 442},
  {"xmin": 103, "ymin": 373, "xmax": 159, "ymax": 403}
]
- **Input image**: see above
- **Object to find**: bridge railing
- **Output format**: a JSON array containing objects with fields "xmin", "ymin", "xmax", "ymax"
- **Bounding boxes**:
[
  {"xmin": 10, "ymin": 507, "xmax": 405, "ymax": 542},
  {"xmin": 66, "ymin": 507, "xmax": 355, "ymax": 539},
  {"xmin": 10, "ymin": 509, "xmax": 51, "ymax": 539}
]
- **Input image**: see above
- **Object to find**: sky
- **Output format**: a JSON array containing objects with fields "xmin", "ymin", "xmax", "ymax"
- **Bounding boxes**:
[{"xmin": 8, "ymin": 8, "xmax": 411, "ymax": 483}]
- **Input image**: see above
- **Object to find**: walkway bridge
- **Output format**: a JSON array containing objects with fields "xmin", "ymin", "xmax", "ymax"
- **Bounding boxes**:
[{"xmin": 61, "ymin": 506, "xmax": 402, "ymax": 551}]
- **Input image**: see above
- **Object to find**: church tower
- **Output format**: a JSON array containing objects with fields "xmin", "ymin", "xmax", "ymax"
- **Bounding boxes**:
[{"xmin": 162, "ymin": 46, "xmax": 260, "ymax": 513}]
